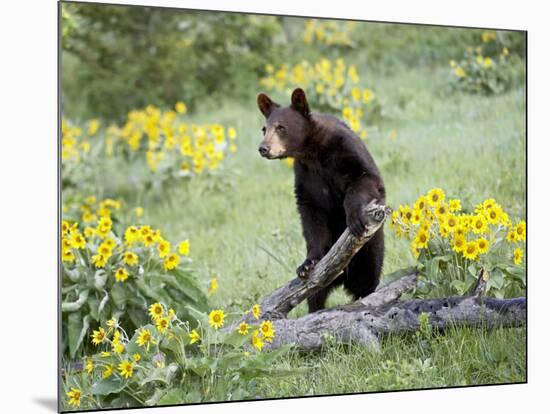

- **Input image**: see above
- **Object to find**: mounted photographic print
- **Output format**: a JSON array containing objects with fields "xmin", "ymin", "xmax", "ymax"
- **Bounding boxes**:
[{"xmin": 59, "ymin": 1, "xmax": 527, "ymax": 411}]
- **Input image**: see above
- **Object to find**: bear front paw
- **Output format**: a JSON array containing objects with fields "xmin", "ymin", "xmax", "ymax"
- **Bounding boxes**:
[
  {"xmin": 347, "ymin": 213, "xmax": 368, "ymax": 238},
  {"xmin": 296, "ymin": 258, "xmax": 318, "ymax": 279}
]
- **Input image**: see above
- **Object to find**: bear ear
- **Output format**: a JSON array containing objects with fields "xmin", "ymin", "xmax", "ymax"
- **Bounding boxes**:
[
  {"xmin": 257, "ymin": 93, "xmax": 279, "ymax": 118},
  {"xmin": 291, "ymin": 88, "xmax": 310, "ymax": 117}
]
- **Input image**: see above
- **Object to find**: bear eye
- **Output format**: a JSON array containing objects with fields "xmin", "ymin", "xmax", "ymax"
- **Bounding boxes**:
[
  {"xmin": 276, "ymin": 125, "xmax": 286, "ymax": 132},
  {"xmin": 261, "ymin": 126, "xmax": 266, "ymax": 135}
]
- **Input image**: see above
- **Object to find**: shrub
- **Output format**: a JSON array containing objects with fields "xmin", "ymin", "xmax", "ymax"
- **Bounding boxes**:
[
  {"xmin": 62, "ymin": 304, "xmax": 298, "ymax": 409},
  {"xmin": 448, "ymin": 30, "xmax": 523, "ymax": 94},
  {"xmin": 109, "ymin": 102, "xmax": 237, "ymax": 179},
  {"xmin": 61, "ymin": 198, "xmax": 206, "ymax": 358},
  {"xmin": 61, "ymin": 3, "xmax": 284, "ymax": 121},
  {"xmin": 61, "ymin": 118, "xmax": 103, "ymax": 191},
  {"xmin": 390, "ymin": 188, "xmax": 526, "ymax": 298},
  {"xmin": 62, "ymin": 102, "xmax": 238, "ymax": 192},
  {"xmin": 302, "ymin": 19, "xmax": 356, "ymax": 48},
  {"xmin": 260, "ymin": 58, "xmax": 381, "ymax": 140}
]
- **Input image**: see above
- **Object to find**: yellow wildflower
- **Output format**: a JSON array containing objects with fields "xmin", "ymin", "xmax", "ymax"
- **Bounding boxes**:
[
  {"xmin": 477, "ymin": 238, "xmax": 490, "ymax": 254},
  {"xmin": 155, "ymin": 317, "xmax": 170, "ymax": 334},
  {"xmin": 137, "ymin": 328, "xmax": 153, "ymax": 350},
  {"xmin": 237, "ymin": 322, "xmax": 250, "ymax": 335},
  {"xmin": 102, "ymin": 365, "xmax": 114, "ymax": 379},
  {"xmin": 175, "ymin": 101, "xmax": 187, "ymax": 114},
  {"xmin": 463, "ymin": 241, "xmax": 479, "ymax": 260},
  {"xmin": 452, "ymin": 235, "xmax": 466, "ymax": 253},
  {"xmin": 123, "ymin": 251, "xmax": 139, "ymax": 266},
  {"xmin": 208, "ymin": 309, "xmax": 225, "ymax": 330},
  {"xmin": 515, "ymin": 220, "xmax": 526, "ymax": 242},
  {"xmin": 260, "ymin": 320, "xmax": 275, "ymax": 342},
  {"xmin": 66, "ymin": 388, "xmax": 81, "ymax": 407},
  {"xmin": 114, "ymin": 267, "xmax": 129, "ymax": 282},
  {"xmin": 513, "ymin": 247, "xmax": 523, "ymax": 265},
  {"xmin": 86, "ymin": 358, "xmax": 94, "ymax": 374},
  {"xmin": 454, "ymin": 67, "xmax": 466, "ymax": 78},
  {"xmin": 414, "ymin": 229, "xmax": 430, "ymax": 249},
  {"xmin": 208, "ymin": 277, "xmax": 218, "ymax": 295},
  {"xmin": 91, "ymin": 327, "xmax": 106, "ymax": 346},
  {"xmin": 163, "ymin": 253, "xmax": 180, "ymax": 271},
  {"xmin": 118, "ymin": 360, "xmax": 134, "ymax": 379},
  {"xmin": 472, "ymin": 214, "xmax": 488, "ymax": 234},
  {"xmin": 427, "ymin": 188, "xmax": 445, "ymax": 206},
  {"xmin": 178, "ymin": 239, "xmax": 190, "ymax": 256},
  {"xmin": 449, "ymin": 199, "xmax": 461, "ymax": 212},
  {"xmin": 251, "ymin": 304, "xmax": 261, "ymax": 320},
  {"xmin": 252, "ymin": 330, "xmax": 265, "ymax": 351},
  {"xmin": 149, "ymin": 303, "xmax": 165, "ymax": 320},
  {"xmin": 158, "ymin": 239, "xmax": 171, "ymax": 258},
  {"xmin": 189, "ymin": 329, "xmax": 201, "ymax": 344}
]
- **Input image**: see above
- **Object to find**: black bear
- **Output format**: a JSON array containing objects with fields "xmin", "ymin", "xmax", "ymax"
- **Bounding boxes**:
[{"xmin": 257, "ymin": 88, "xmax": 385, "ymax": 312}]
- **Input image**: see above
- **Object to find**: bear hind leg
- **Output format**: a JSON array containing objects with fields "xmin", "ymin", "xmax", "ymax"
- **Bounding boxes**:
[
  {"xmin": 343, "ymin": 231, "xmax": 384, "ymax": 300},
  {"xmin": 307, "ymin": 287, "xmax": 331, "ymax": 313}
]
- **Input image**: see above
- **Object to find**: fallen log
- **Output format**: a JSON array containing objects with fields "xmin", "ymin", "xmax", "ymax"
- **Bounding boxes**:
[
  {"xmin": 231, "ymin": 202, "xmax": 526, "ymax": 351},
  {"xmin": 264, "ymin": 270, "xmax": 526, "ymax": 350}
]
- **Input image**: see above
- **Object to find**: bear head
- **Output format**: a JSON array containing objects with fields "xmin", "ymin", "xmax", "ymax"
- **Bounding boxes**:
[{"xmin": 256, "ymin": 88, "xmax": 311, "ymax": 160}]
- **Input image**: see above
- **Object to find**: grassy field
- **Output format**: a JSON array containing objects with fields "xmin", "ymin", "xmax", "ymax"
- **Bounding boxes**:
[{"xmin": 98, "ymin": 64, "xmax": 526, "ymax": 396}]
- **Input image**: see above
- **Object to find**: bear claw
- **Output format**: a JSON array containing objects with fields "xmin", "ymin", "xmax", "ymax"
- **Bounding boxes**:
[{"xmin": 296, "ymin": 258, "xmax": 317, "ymax": 279}]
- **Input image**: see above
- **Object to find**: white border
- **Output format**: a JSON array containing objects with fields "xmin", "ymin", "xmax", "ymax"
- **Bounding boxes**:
[{"xmin": 1, "ymin": 0, "xmax": 548, "ymax": 413}]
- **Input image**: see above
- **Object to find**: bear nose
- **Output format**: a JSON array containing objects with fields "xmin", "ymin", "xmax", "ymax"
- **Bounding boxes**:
[{"xmin": 258, "ymin": 144, "xmax": 270, "ymax": 156}]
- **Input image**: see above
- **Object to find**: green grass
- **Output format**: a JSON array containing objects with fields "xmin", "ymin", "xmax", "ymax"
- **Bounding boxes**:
[
  {"xmin": 94, "ymin": 64, "xmax": 526, "ymax": 397},
  {"xmin": 257, "ymin": 326, "xmax": 526, "ymax": 396}
]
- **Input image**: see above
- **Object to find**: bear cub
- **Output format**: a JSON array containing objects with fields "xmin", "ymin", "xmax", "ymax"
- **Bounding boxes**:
[{"xmin": 257, "ymin": 88, "xmax": 386, "ymax": 312}]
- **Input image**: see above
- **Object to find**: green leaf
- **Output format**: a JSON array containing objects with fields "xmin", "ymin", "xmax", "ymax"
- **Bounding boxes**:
[
  {"xmin": 159, "ymin": 271, "xmax": 208, "ymax": 308},
  {"xmin": 183, "ymin": 388, "xmax": 202, "ymax": 404},
  {"xmin": 140, "ymin": 363, "xmax": 178, "ymax": 386},
  {"xmin": 67, "ymin": 311, "xmax": 85, "ymax": 358},
  {"xmin": 505, "ymin": 266, "xmax": 525, "ymax": 278},
  {"xmin": 135, "ymin": 278, "xmax": 163, "ymax": 302},
  {"xmin": 98, "ymin": 290, "xmax": 109, "ymax": 316},
  {"xmin": 217, "ymin": 351, "xmax": 246, "ymax": 371},
  {"xmin": 431, "ymin": 255, "xmax": 453, "ymax": 263},
  {"xmin": 127, "ymin": 309, "xmax": 147, "ymax": 328},
  {"xmin": 488, "ymin": 268, "xmax": 504, "ymax": 290},
  {"xmin": 92, "ymin": 376, "xmax": 126, "ymax": 396},
  {"xmin": 382, "ymin": 266, "xmax": 418, "ymax": 284},
  {"xmin": 94, "ymin": 269, "xmax": 108, "ymax": 290},
  {"xmin": 160, "ymin": 326, "xmax": 189, "ymax": 355},
  {"xmin": 502, "ymin": 267, "xmax": 526, "ymax": 287},
  {"xmin": 158, "ymin": 388, "xmax": 183, "ymax": 405},
  {"xmin": 145, "ymin": 388, "xmax": 168, "ymax": 407},
  {"xmin": 187, "ymin": 357, "xmax": 211, "ymax": 377},
  {"xmin": 87, "ymin": 295, "xmax": 99, "ymax": 321},
  {"xmin": 426, "ymin": 259, "xmax": 440, "ymax": 281},
  {"xmin": 450, "ymin": 280, "xmax": 467, "ymax": 296},
  {"xmin": 219, "ymin": 330, "xmax": 252, "ymax": 349},
  {"xmin": 185, "ymin": 307, "xmax": 209, "ymax": 326},
  {"xmin": 111, "ymin": 282, "xmax": 129, "ymax": 309}
]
